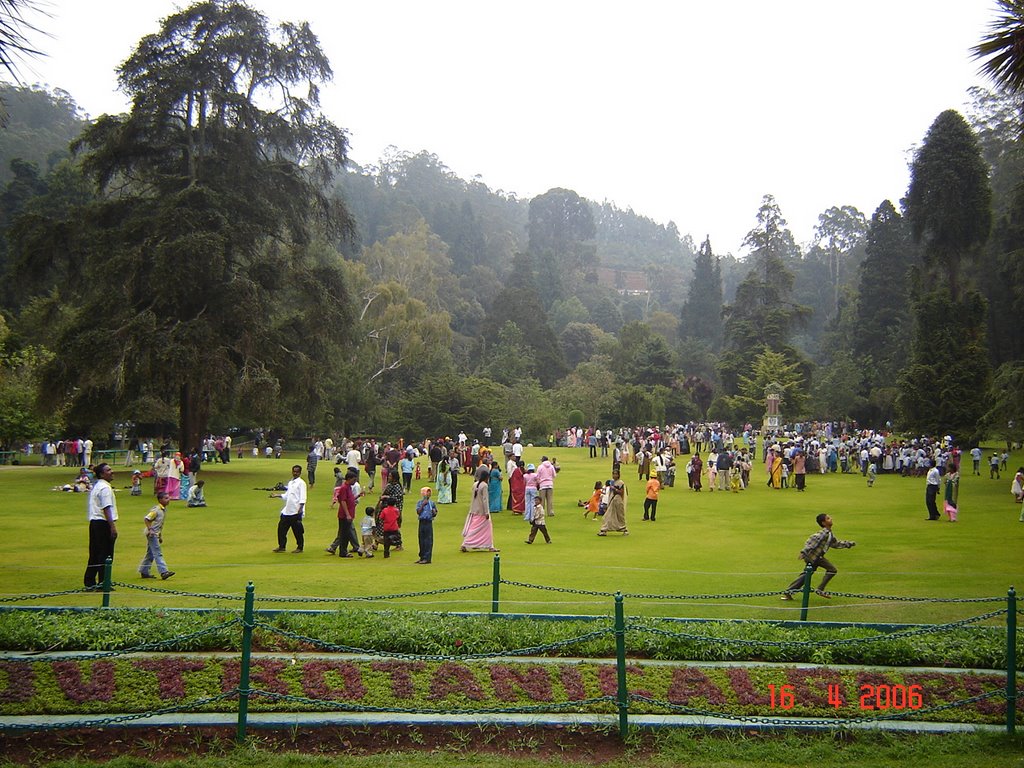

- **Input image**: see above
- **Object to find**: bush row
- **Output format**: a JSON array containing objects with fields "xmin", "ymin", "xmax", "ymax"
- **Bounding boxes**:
[{"xmin": 0, "ymin": 608, "xmax": 1018, "ymax": 669}]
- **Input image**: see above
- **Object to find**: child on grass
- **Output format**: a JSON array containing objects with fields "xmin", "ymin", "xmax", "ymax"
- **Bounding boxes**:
[
  {"xmin": 360, "ymin": 506, "xmax": 376, "ymax": 557},
  {"xmin": 525, "ymin": 495, "xmax": 551, "ymax": 544},
  {"xmin": 579, "ymin": 481, "xmax": 603, "ymax": 519},
  {"xmin": 379, "ymin": 499, "xmax": 401, "ymax": 558}
]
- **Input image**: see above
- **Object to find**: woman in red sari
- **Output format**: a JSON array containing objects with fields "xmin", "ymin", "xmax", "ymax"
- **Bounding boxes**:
[{"xmin": 509, "ymin": 460, "xmax": 526, "ymax": 514}]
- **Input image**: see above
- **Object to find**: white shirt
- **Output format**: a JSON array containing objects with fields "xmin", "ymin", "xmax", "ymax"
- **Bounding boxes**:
[
  {"xmin": 346, "ymin": 449, "xmax": 361, "ymax": 468},
  {"xmin": 88, "ymin": 478, "xmax": 118, "ymax": 522},
  {"xmin": 280, "ymin": 477, "xmax": 307, "ymax": 516}
]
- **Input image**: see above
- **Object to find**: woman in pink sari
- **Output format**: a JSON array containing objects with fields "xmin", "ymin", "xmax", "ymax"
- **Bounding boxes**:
[{"xmin": 461, "ymin": 467, "xmax": 499, "ymax": 552}]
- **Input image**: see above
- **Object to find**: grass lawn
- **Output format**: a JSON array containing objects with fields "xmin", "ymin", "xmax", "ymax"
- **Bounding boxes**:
[{"xmin": 1, "ymin": 442, "xmax": 1022, "ymax": 624}]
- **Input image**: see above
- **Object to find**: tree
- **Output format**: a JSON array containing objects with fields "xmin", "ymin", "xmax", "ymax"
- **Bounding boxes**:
[
  {"xmin": 853, "ymin": 200, "xmax": 914, "ymax": 386},
  {"xmin": 723, "ymin": 347, "xmax": 809, "ymax": 424},
  {"xmin": 896, "ymin": 289, "xmax": 991, "ymax": 442},
  {"xmin": 679, "ymin": 235, "xmax": 723, "ymax": 350},
  {"xmin": 559, "ymin": 322, "xmax": 601, "ymax": 368},
  {"xmin": 719, "ymin": 195, "xmax": 810, "ymax": 395},
  {"xmin": 981, "ymin": 361, "xmax": 1024, "ymax": 446},
  {"xmin": 809, "ymin": 349, "xmax": 866, "ymax": 420},
  {"xmin": 898, "ymin": 111, "xmax": 993, "ymax": 440},
  {"xmin": 905, "ymin": 110, "xmax": 992, "ymax": 299},
  {"xmin": 10, "ymin": 0, "xmax": 355, "ymax": 449},
  {"xmin": 812, "ymin": 205, "xmax": 868, "ymax": 318},
  {"xmin": 482, "ymin": 253, "xmax": 567, "ymax": 387},
  {"xmin": 0, "ymin": 315, "xmax": 65, "ymax": 448},
  {"xmin": 0, "ymin": 0, "xmax": 45, "ymax": 85},
  {"xmin": 528, "ymin": 187, "xmax": 596, "ymax": 261},
  {"xmin": 973, "ymin": 0, "xmax": 1024, "ymax": 96},
  {"xmin": 0, "ymin": 84, "xmax": 86, "ymax": 187},
  {"xmin": 481, "ymin": 321, "xmax": 535, "ymax": 386}
]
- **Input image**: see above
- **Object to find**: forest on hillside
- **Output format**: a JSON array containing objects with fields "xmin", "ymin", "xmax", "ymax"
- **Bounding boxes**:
[{"xmin": 0, "ymin": 0, "xmax": 1023, "ymax": 449}]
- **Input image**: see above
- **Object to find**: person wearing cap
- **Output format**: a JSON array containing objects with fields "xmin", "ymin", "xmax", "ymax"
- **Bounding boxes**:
[
  {"xmin": 130, "ymin": 469, "xmax": 143, "ymax": 497},
  {"xmin": 415, "ymin": 487, "xmax": 438, "ymax": 564},
  {"xmin": 780, "ymin": 513, "xmax": 855, "ymax": 599}
]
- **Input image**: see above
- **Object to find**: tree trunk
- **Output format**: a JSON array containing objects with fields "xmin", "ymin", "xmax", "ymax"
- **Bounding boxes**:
[{"xmin": 179, "ymin": 381, "xmax": 209, "ymax": 454}]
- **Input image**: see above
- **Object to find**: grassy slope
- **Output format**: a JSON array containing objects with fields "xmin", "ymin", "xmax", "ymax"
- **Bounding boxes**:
[{"xmin": 1, "ymin": 443, "xmax": 1022, "ymax": 624}]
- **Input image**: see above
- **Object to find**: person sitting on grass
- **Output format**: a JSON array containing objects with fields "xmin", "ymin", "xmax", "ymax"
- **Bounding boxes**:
[{"xmin": 186, "ymin": 480, "xmax": 207, "ymax": 507}]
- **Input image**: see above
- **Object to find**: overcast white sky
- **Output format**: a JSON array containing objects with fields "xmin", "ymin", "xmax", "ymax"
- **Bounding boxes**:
[{"xmin": 17, "ymin": 0, "xmax": 999, "ymax": 256}]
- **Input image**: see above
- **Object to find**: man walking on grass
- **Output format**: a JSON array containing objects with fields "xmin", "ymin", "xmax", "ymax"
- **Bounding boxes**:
[{"xmin": 780, "ymin": 513, "xmax": 855, "ymax": 600}]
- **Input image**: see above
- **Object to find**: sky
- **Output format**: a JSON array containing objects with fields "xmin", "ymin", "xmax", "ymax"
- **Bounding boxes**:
[{"xmin": 15, "ymin": 0, "xmax": 1002, "ymax": 256}]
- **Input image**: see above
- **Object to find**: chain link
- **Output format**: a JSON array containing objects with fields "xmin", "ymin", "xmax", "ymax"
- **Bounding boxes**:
[
  {"xmin": 109, "ymin": 580, "xmax": 492, "ymax": 604},
  {"xmin": 500, "ymin": 579, "xmax": 1009, "ymax": 604},
  {"xmin": 1, "ymin": 617, "xmax": 243, "ymax": 663},
  {"xmin": 250, "ymin": 619, "xmax": 616, "ymax": 660},
  {"xmin": 823, "ymin": 591, "xmax": 1005, "ymax": 604},
  {"xmin": 629, "ymin": 688, "xmax": 1008, "ymax": 727},
  {"xmin": 248, "ymin": 687, "xmax": 617, "ymax": 716},
  {"xmin": 0, "ymin": 588, "xmax": 101, "ymax": 603},
  {"xmin": 499, "ymin": 579, "xmax": 783, "ymax": 601},
  {"xmin": 0, "ymin": 692, "xmax": 239, "ymax": 732},
  {"xmin": 110, "ymin": 582, "xmax": 245, "ymax": 601}
]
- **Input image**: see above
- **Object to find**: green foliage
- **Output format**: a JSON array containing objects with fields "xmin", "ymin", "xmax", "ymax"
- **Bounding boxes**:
[
  {"xmin": 896, "ymin": 289, "xmax": 992, "ymax": 442},
  {"xmin": 854, "ymin": 200, "xmax": 914, "ymax": 388},
  {"xmin": 679, "ymin": 236, "xmax": 723, "ymax": 350},
  {"xmin": 567, "ymin": 409, "xmax": 584, "ymax": 428},
  {"xmin": 482, "ymin": 253, "xmax": 567, "ymax": 387},
  {"xmin": 0, "ymin": 341, "xmax": 63, "ymax": 448},
  {"xmin": 906, "ymin": 109, "xmax": 992, "ymax": 298},
  {"xmin": 528, "ymin": 188, "xmax": 596, "ymax": 269},
  {"xmin": 480, "ymin": 322, "xmax": 535, "ymax": 386},
  {"xmin": 973, "ymin": 0, "xmax": 1024, "ymax": 95},
  {"xmin": 726, "ymin": 347, "xmax": 809, "ymax": 423},
  {"xmin": 7, "ymin": 1, "xmax": 356, "ymax": 447},
  {"xmin": 0, "ymin": 609, "xmax": 1016, "ymax": 671},
  {"xmin": 720, "ymin": 195, "xmax": 811, "ymax": 396},
  {"xmin": 809, "ymin": 349, "xmax": 866, "ymax": 421},
  {"xmin": 981, "ymin": 361, "xmax": 1024, "ymax": 444},
  {"xmin": 0, "ymin": 84, "xmax": 85, "ymax": 188}
]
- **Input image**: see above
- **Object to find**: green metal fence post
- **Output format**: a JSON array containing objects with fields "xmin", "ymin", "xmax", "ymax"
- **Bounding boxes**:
[
  {"xmin": 1007, "ymin": 586, "xmax": 1017, "ymax": 735},
  {"xmin": 102, "ymin": 556, "xmax": 113, "ymax": 608},
  {"xmin": 614, "ymin": 592, "xmax": 629, "ymax": 739},
  {"xmin": 799, "ymin": 562, "xmax": 814, "ymax": 621},
  {"xmin": 236, "ymin": 582, "xmax": 255, "ymax": 744},
  {"xmin": 491, "ymin": 554, "xmax": 500, "ymax": 614}
]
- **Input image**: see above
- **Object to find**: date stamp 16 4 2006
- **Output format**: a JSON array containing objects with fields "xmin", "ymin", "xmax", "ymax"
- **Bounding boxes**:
[{"xmin": 768, "ymin": 683, "xmax": 924, "ymax": 711}]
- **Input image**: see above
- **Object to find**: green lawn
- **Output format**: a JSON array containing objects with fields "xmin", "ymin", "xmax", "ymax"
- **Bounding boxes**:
[{"xmin": 2, "ymin": 443, "xmax": 1022, "ymax": 624}]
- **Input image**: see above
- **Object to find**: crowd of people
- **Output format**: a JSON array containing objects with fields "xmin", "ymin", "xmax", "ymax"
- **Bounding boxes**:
[{"xmin": 65, "ymin": 419, "xmax": 1023, "ymax": 596}]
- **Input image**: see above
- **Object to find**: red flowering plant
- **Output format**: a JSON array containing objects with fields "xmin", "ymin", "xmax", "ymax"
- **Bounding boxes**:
[{"xmin": 0, "ymin": 657, "xmax": 1018, "ymax": 725}]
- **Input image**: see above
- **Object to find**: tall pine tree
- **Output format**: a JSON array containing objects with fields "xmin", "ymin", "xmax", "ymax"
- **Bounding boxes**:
[
  {"xmin": 679, "ymin": 236, "xmax": 723, "ymax": 350},
  {"xmin": 898, "ymin": 110, "xmax": 993, "ymax": 441}
]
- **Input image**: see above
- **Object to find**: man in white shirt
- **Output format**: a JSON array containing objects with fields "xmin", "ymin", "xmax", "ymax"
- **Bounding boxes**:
[
  {"xmin": 925, "ymin": 462, "xmax": 941, "ymax": 520},
  {"xmin": 273, "ymin": 465, "xmax": 307, "ymax": 552},
  {"xmin": 346, "ymin": 445, "xmax": 362, "ymax": 476},
  {"xmin": 85, "ymin": 463, "xmax": 118, "ymax": 590}
]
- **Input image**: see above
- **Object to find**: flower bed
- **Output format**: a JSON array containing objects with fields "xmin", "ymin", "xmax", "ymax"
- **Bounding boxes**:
[{"xmin": 1, "ymin": 657, "xmax": 1019, "ymax": 725}]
